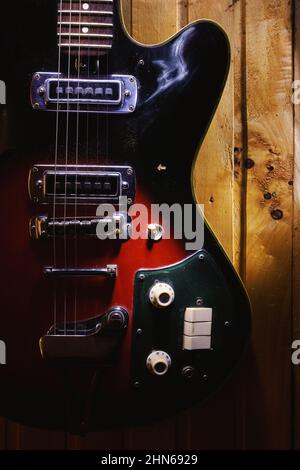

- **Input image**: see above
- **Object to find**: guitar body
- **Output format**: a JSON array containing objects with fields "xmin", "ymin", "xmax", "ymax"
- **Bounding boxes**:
[{"xmin": 0, "ymin": 0, "xmax": 251, "ymax": 431}]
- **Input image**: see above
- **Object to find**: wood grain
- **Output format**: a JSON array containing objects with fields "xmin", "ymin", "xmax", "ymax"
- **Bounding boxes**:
[
  {"xmin": 243, "ymin": 0, "xmax": 293, "ymax": 449},
  {"xmin": 191, "ymin": 0, "xmax": 235, "ymax": 262},
  {"xmin": 293, "ymin": 0, "xmax": 300, "ymax": 451}
]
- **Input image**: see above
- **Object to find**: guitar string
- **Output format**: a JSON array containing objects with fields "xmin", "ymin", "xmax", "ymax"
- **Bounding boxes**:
[
  {"xmin": 63, "ymin": 0, "xmax": 73, "ymax": 335},
  {"xmin": 53, "ymin": 0, "xmax": 64, "ymax": 335},
  {"xmin": 73, "ymin": 0, "xmax": 83, "ymax": 336}
]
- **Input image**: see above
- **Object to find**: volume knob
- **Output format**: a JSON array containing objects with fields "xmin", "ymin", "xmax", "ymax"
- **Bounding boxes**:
[
  {"xmin": 146, "ymin": 351, "xmax": 171, "ymax": 376},
  {"xmin": 149, "ymin": 282, "xmax": 175, "ymax": 308}
]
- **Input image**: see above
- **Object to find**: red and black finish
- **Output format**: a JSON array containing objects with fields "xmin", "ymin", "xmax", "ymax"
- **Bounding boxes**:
[{"xmin": 0, "ymin": 0, "xmax": 251, "ymax": 431}]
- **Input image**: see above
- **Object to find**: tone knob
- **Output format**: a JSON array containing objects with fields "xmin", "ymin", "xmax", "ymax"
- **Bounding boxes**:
[
  {"xmin": 149, "ymin": 282, "xmax": 175, "ymax": 308},
  {"xmin": 146, "ymin": 351, "xmax": 171, "ymax": 376}
]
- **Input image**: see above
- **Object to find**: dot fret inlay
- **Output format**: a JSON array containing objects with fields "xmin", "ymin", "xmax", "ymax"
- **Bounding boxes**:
[{"xmin": 57, "ymin": 0, "xmax": 114, "ymax": 53}]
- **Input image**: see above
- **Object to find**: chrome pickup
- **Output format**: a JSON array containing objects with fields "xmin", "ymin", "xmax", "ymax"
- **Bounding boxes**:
[
  {"xmin": 29, "ymin": 165, "xmax": 135, "ymax": 205},
  {"xmin": 30, "ymin": 213, "xmax": 131, "ymax": 240},
  {"xmin": 31, "ymin": 72, "xmax": 138, "ymax": 113}
]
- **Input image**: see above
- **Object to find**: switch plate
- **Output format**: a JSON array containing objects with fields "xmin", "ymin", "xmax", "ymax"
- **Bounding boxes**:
[
  {"xmin": 184, "ymin": 321, "xmax": 212, "ymax": 336},
  {"xmin": 184, "ymin": 307, "xmax": 212, "ymax": 323},
  {"xmin": 183, "ymin": 335, "xmax": 211, "ymax": 351}
]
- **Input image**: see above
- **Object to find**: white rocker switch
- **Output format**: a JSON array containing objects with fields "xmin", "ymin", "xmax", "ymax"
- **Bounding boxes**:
[
  {"xmin": 183, "ymin": 335, "xmax": 211, "ymax": 351},
  {"xmin": 184, "ymin": 321, "xmax": 212, "ymax": 336},
  {"xmin": 184, "ymin": 307, "xmax": 212, "ymax": 323}
]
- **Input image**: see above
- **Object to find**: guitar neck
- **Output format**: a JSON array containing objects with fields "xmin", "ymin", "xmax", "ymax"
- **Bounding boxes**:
[{"xmin": 57, "ymin": 0, "xmax": 116, "ymax": 54}]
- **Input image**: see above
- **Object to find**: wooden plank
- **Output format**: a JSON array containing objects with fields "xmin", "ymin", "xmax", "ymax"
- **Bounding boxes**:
[
  {"xmin": 191, "ymin": 0, "xmax": 235, "ymax": 262},
  {"xmin": 5, "ymin": 421, "xmax": 65, "ymax": 450},
  {"xmin": 233, "ymin": 0, "xmax": 246, "ymax": 275},
  {"xmin": 243, "ymin": 0, "xmax": 293, "ymax": 449},
  {"xmin": 132, "ymin": 0, "xmax": 179, "ymax": 44},
  {"xmin": 293, "ymin": 0, "xmax": 300, "ymax": 451}
]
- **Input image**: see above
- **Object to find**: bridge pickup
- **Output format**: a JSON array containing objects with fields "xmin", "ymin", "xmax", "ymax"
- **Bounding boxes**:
[
  {"xmin": 30, "ymin": 214, "xmax": 131, "ymax": 240},
  {"xmin": 29, "ymin": 165, "xmax": 135, "ymax": 205},
  {"xmin": 31, "ymin": 72, "xmax": 138, "ymax": 113},
  {"xmin": 43, "ymin": 265, "xmax": 118, "ymax": 279}
]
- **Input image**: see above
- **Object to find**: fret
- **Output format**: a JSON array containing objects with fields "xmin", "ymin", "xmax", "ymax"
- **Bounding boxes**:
[
  {"xmin": 58, "ymin": 10, "xmax": 113, "ymax": 15},
  {"xmin": 58, "ymin": 22, "xmax": 113, "ymax": 27},
  {"xmin": 58, "ymin": 0, "xmax": 114, "ymax": 53},
  {"xmin": 59, "ymin": 43, "xmax": 112, "ymax": 49},
  {"xmin": 59, "ymin": 33, "xmax": 113, "ymax": 38}
]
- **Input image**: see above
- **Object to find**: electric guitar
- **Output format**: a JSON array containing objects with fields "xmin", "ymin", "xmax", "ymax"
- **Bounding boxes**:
[{"xmin": 0, "ymin": 0, "xmax": 251, "ymax": 432}]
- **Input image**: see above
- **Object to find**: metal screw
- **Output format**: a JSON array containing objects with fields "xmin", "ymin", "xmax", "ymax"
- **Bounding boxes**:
[
  {"xmin": 33, "ymin": 197, "xmax": 39, "ymax": 203},
  {"xmin": 122, "ymin": 182, "xmax": 129, "ymax": 190},
  {"xmin": 124, "ymin": 90, "xmax": 131, "ymax": 97},
  {"xmin": 33, "ymin": 102, "xmax": 40, "ymax": 109},
  {"xmin": 129, "ymin": 105, "xmax": 134, "ymax": 112},
  {"xmin": 138, "ymin": 59, "xmax": 145, "ymax": 66},
  {"xmin": 196, "ymin": 297, "xmax": 203, "ymax": 306},
  {"xmin": 199, "ymin": 254, "xmax": 205, "ymax": 261},
  {"xmin": 38, "ymin": 86, "xmax": 46, "ymax": 97},
  {"xmin": 224, "ymin": 321, "xmax": 230, "ymax": 327},
  {"xmin": 136, "ymin": 329, "xmax": 142, "ymax": 336},
  {"xmin": 129, "ymin": 77, "xmax": 135, "ymax": 82},
  {"xmin": 34, "ymin": 73, "xmax": 40, "ymax": 81},
  {"xmin": 139, "ymin": 274, "xmax": 145, "ymax": 281},
  {"xmin": 134, "ymin": 381, "xmax": 140, "ymax": 389},
  {"xmin": 32, "ymin": 167, "xmax": 39, "ymax": 174},
  {"xmin": 202, "ymin": 374, "xmax": 208, "ymax": 381},
  {"xmin": 127, "ymin": 168, "xmax": 133, "ymax": 176},
  {"xmin": 127, "ymin": 198, "xmax": 133, "ymax": 205}
]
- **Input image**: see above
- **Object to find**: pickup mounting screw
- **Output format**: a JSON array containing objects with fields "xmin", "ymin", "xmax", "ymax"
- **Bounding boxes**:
[
  {"xmin": 196, "ymin": 297, "xmax": 203, "ymax": 306},
  {"xmin": 224, "ymin": 321, "xmax": 230, "ymax": 327},
  {"xmin": 138, "ymin": 59, "xmax": 145, "ymax": 66},
  {"xmin": 34, "ymin": 73, "xmax": 40, "ymax": 81},
  {"xmin": 199, "ymin": 254, "xmax": 205, "ymax": 261},
  {"xmin": 124, "ymin": 90, "xmax": 131, "ymax": 97},
  {"xmin": 33, "ymin": 102, "xmax": 40, "ymax": 109},
  {"xmin": 32, "ymin": 167, "xmax": 39, "ymax": 174},
  {"xmin": 127, "ymin": 168, "xmax": 133, "ymax": 176},
  {"xmin": 139, "ymin": 274, "xmax": 145, "ymax": 281},
  {"xmin": 134, "ymin": 381, "xmax": 141, "ymax": 389},
  {"xmin": 129, "ymin": 105, "xmax": 134, "ymax": 112},
  {"xmin": 202, "ymin": 374, "xmax": 208, "ymax": 381},
  {"xmin": 127, "ymin": 198, "xmax": 133, "ymax": 205},
  {"xmin": 129, "ymin": 77, "xmax": 135, "ymax": 82},
  {"xmin": 38, "ymin": 86, "xmax": 46, "ymax": 97},
  {"xmin": 136, "ymin": 328, "xmax": 142, "ymax": 336}
]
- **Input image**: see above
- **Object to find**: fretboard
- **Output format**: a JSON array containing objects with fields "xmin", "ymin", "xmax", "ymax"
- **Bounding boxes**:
[{"xmin": 57, "ymin": 0, "xmax": 114, "ymax": 53}]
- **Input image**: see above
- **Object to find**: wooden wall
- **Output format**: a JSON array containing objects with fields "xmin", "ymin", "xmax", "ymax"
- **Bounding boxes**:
[{"xmin": 0, "ymin": 0, "xmax": 298, "ymax": 449}]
